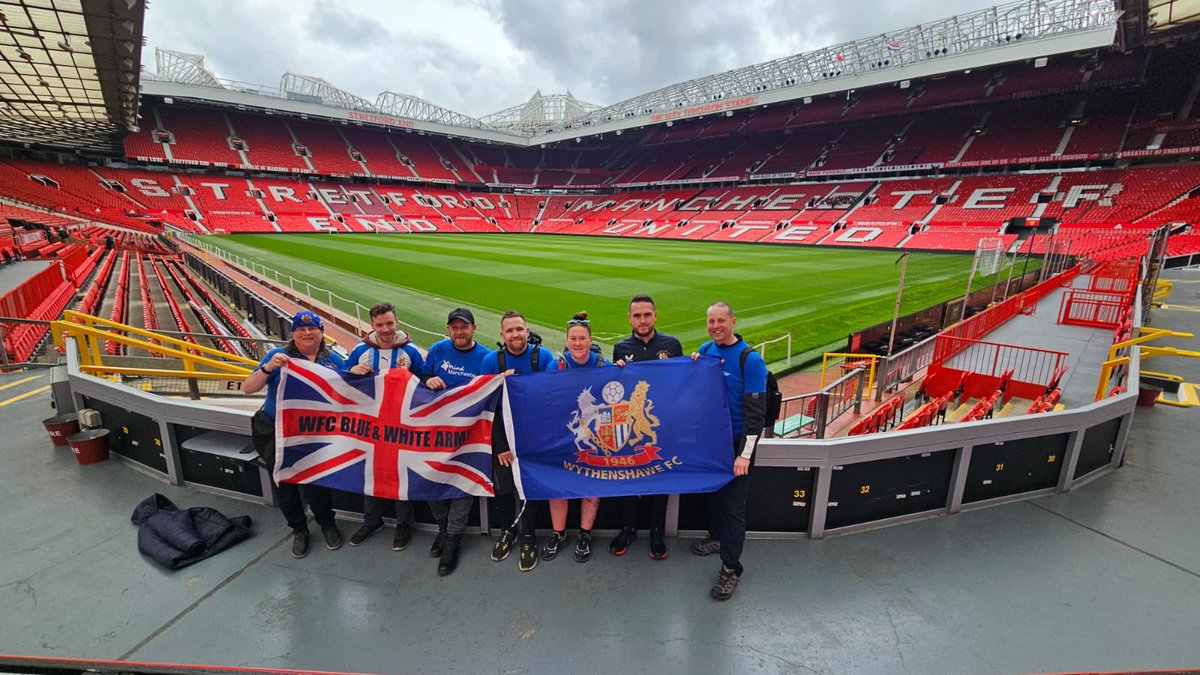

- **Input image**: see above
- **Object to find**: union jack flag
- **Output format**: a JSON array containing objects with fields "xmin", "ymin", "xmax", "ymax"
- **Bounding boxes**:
[{"xmin": 274, "ymin": 359, "xmax": 502, "ymax": 500}]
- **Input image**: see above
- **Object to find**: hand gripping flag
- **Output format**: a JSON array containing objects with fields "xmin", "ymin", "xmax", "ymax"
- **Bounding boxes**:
[
  {"xmin": 503, "ymin": 357, "xmax": 734, "ymax": 500},
  {"xmin": 275, "ymin": 359, "xmax": 503, "ymax": 501}
]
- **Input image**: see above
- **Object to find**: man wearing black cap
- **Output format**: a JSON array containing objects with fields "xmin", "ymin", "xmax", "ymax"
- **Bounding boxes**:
[{"xmin": 421, "ymin": 307, "xmax": 492, "ymax": 575}]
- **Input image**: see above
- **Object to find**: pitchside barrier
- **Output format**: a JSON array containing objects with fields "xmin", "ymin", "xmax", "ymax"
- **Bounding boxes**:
[
  {"xmin": 925, "ymin": 338, "xmax": 1068, "ymax": 402},
  {"xmin": 51, "ymin": 262, "xmax": 1142, "ymax": 539}
]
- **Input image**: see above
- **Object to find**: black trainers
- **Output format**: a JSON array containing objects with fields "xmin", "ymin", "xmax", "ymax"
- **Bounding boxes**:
[
  {"xmin": 430, "ymin": 525, "xmax": 447, "ymax": 558},
  {"xmin": 490, "ymin": 528, "xmax": 517, "ymax": 562},
  {"xmin": 348, "ymin": 521, "xmax": 383, "ymax": 547},
  {"xmin": 291, "ymin": 530, "xmax": 310, "ymax": 559},
  {"xmin": 574, "ymin": 531, "xmax": 592, "ymax": 563},
  {"xmin": 392, "ymin": 522, "xmax": 412, "ymax": 552},
  {"xmin": 690, "ymin": 535, "xmax": 721, "ymax": 556},
  {"xmin": 541, "ymin": 531, "xmax": 569, "ymax": 561},
  {"xmin": 320, "ymin": 523, "xmax": 343, "ymax": 551},
  {"xmin": 437, "ymin": 535, "xmax": 461, "ymax": 576},
  {"xmin": 649, "ymin": 527, "xmax": 668, "ymax": 560},
  {"xmin": 711, "ymin": 566, "xmax": 740, "ymax": 601},
  {"xmin": 518, "ymin": 540, "xmax": 538, "ymax": 572},
  {"xmin": 608, "ymin": 527, "xmax": 637, "ymax": 556}
]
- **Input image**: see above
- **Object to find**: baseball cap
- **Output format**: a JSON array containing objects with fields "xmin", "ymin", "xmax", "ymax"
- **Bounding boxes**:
[
  {"xmin": 447, "ymin": 308, "xmax": 475, "ymax": 324},
  {"xmin": 291, "ymin": 310, "xmax": 324, "ymax": 331}
]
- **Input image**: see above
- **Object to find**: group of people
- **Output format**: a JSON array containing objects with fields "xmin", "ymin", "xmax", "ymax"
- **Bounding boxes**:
[{"xmin": 244, "ymin": 294, "xmax": 768, "ymax": 601}]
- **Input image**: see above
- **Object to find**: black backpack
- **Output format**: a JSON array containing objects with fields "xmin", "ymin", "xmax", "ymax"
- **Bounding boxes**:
[
  {"xmin": 496, "ymin": 346, "xmax": 542, "ymax": 373},
  {"xmin": 558, "ymin": 344, "xmax": 607, "ymax": 369},
  {"xmin": 702, "ymin": 341, "xmax": 783, "ymax": 431}
]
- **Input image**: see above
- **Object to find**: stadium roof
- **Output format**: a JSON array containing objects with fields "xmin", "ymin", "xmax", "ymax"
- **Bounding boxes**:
[
  {"xmin": 147, "ymin": 0, "xmax": 1118, "ymax": 148},
  {"xmin": 480, "ymin": 91, "xmax": 601, "ymax": 134},
  {"xmin": 0, "ymin": 0, "xmax": 143, "ymax": 154}
]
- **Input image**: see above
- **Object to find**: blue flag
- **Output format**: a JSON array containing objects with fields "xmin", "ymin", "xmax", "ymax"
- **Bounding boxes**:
[{"xmin": 503, "ymin": 357, "xmax": 734, "ymax": 500}]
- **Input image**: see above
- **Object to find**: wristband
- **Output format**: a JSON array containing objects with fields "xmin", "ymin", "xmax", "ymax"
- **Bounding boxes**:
[{"xmin": 740, "ymin": 435, "xmax": 758, "ymax": 460}]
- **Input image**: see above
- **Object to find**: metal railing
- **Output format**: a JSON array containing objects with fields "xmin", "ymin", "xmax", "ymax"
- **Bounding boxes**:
[
  {"xmin": 934, "ymin": 336, "xmax": 1067, "ymax": 387},
  {"xmin": 776, "ymin": 367, "xmax": 866, "ymax": 439},
  {"xmin": 872, "ymin": 333, "xmax": 938, "ymax": 402},
  {"xmin": 52, "ymin": 311, "xmax": 260, "ymax": 399},
  {"xmin": 182, "ymin": 235, "xmax": 443, "ymax": 338},
  {"xmin": 820, "ymin": 352, "xmax": 877, "ymax": 392},
  {"xmin": 1058, "ymin": 289, "xmax": 1131, "ymax": 329},
  {"xmin": 753, "ymin": 333, "xmax": 792, "ymax": 366}
]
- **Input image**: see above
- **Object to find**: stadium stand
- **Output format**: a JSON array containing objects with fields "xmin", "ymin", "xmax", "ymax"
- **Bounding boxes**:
[
  {"xmin": 1, "ymin": 36, "xmax": 1199, "ymax": 281},
  {"xmin": 227, "ymin": 112, "xmax": 312, "ymax": 173},
  {"xmin": 153, "ymin": 105, "xmax": 243, "ymax": 167}
]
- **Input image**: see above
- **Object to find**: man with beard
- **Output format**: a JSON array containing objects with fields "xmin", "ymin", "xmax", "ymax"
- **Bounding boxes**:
[
  {"xmin": 480, "ymin": 310, "xmax": 559, "ymax": 572},
  {"xmin": 421, "ymin": 307, "xmax": 492, "ymax": 576},
  {"xmin": 346, "ymin": 302, "xmax": 426, "ymax": 552},
  {"xmin": 608, "ymin": 294, "xmax": 683, "ymax": 560}
]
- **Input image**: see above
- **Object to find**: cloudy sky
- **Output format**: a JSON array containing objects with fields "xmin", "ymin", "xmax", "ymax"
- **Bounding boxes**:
[{"xmin": 143, "ymin": 0, "xmax": 1005, "ymax": 119}]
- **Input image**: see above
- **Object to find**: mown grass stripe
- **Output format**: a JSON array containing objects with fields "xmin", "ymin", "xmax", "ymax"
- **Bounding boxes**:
[{"xmin": 203, "ymin": 233, "xmax": 991, "ymax": 362}]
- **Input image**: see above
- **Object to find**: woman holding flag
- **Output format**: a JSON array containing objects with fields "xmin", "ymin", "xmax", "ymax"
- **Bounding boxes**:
[{"xmin": 544, "ymin": 311, "xmax": 607, "ymax": 563}]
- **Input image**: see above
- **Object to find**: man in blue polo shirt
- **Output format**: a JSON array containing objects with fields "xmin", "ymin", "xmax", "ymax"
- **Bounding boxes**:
[
  {"xmin": 480, "ymin": 310, "xmax": 559, "ymax": 572},
  {"xmin": 694, "ymin": 301, "xmax": 768, "ymax": 601},
  {"xmin": 609, "ymin": 294, "xmax": 683, "ymax": 560},
  {"xmin": 422, "ymin": 307, "xmax": 492, "ymax": 576},
  {"xmin": 346, "ymin": 302, "xmax": 426, "ymax": 553}
]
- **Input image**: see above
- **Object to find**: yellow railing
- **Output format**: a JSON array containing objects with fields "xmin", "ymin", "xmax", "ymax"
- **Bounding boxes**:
[
  {"xmin": 1098, "ymin": 326, "xmax": 1200, "ymax": 403},
  {"xmin": 1107, "ymin": 327, "xmax": 1197, "ymax": 362},
  {"xmin": 1094, "ymin": 357, "xmax": 1130, "ymax": 401},
  {"xmin": 821, "ymin": 352, "xmax": 877, "ymax": 392},
  {"xmin": 53, "ymin": 310, "xmax": 258, "ymax": 381}
]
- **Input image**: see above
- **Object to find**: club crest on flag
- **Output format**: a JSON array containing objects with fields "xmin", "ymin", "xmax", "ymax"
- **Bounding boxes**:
[{"xmin": 566, "ymin": 379, "xmax": 662, "ymax": 468}]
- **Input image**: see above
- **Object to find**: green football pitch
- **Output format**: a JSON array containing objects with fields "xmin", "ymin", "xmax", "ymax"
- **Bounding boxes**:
[{"xmin": 198, "ymin": 233, "xmax": 1008, "ymax": 366}]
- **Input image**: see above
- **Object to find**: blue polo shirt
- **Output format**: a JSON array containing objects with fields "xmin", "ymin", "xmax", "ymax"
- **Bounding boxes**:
[
  {"xmin": 480, "ymin": 345, "xmax": 560, "ymax": 375},
  {"xmin": 256, "ymin": 347, "xmax": 346, "ymax": 420},
  {"xmin": 424, "ymin": 339, "xmax": 492, "ymax": 388},
  {"xmin": 699, "ymin": 339, "xmax": 768, "ymax": 436},
  {"xmin": 559, "ymin": 350, "xmax": 605, "ymax": 369}
]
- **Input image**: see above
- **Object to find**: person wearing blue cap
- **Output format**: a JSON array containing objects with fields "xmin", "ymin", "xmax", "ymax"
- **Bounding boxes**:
[
  {"xmin": 244, "ymin": 310, "xmax": 347, "ymax": 559},
  {"xmin": 345, "ymin": 302, "xmax": 426, "ymax": 553}
]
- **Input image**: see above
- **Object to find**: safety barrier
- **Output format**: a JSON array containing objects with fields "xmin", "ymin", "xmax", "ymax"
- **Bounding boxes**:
[
  {"xmin": 821, "ymin": 352, "xmax": 877, "ymax": 392},
  {"xmin": 872, "ymin": 333, "xmax": 938, "ymax": 401},
  {"xmin": 1058, "ymin": 289, "xmax": 1131, "ymax": 329},
  {"xmin": 776, "ymin": 367, "xmax": 867, "ymax": 439},
  {"xmin": 53, "ymin": 311, "xmax": 257, "ymax": 397},
  {"xmin": 0, "ymin": 262, "xmax": 67, "ymax": 319},
  {"xmin": 933, "ymin": 266, "xmax": 1079, "ymax": 368},
  {"xmin": 929, "ymin": 337, "xmax": 1067, "ymax": 401}
]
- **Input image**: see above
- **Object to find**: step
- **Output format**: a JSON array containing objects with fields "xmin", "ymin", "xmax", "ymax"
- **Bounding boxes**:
[{"xmin": 1158, "ymin": 383, "xmax": 1200, "ymax": 408}]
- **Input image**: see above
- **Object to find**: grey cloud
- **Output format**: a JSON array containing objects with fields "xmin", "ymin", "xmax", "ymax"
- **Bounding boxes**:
[
  {"xmin": 144, "ymin": 0, "xmax": 1008, "ymax": 118},
  {"xmin": 305, "ymin": 1, "xmax": 393, "ymax": 50},
  {"xmin": 498, "ymin": 0, "xmax": 1008, "ymax": 106}
]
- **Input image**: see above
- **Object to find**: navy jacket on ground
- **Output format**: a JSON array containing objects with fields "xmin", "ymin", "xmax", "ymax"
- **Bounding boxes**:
[{"xmin": 130, "ymin": 494, "xmax": 254, "ymax": 570}]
